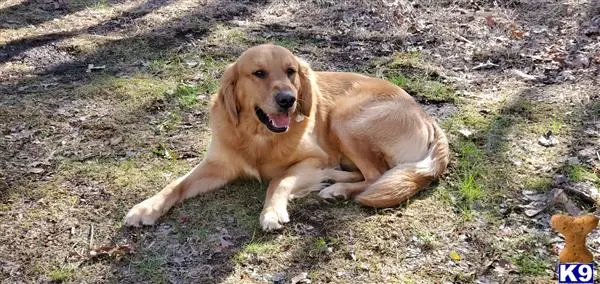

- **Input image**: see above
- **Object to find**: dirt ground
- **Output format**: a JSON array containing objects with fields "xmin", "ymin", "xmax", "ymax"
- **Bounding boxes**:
[{"xmin": 1, "ymin": 0, "xmax": 599, "ymax": 283}]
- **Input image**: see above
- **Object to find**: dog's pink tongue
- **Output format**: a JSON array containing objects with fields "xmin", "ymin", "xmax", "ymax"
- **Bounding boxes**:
[{"xmin": 269, "ymin": 113, "xmax": 290, "ymax": 128}]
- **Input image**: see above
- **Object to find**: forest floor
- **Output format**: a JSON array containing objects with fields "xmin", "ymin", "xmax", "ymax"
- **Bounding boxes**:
[{"xmin": 1, "ymin": 0, "xmax": 599, "ymax": 283}]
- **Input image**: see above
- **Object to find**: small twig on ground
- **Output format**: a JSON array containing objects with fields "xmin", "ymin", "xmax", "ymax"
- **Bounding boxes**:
[
  {"xmin": 86, "ymin": 64, "xmax": 106, "ymax": 73},
  {"xmin": 88, "ymin": 224, "xmax": 94, "ymax": 249},
  {"xmin": 510, "ymin": 69, "xmax": 538, "ymax": 82},
  {"xmin": 472, "ymin": 61, "xmax": 499, "ymax": 70},
  {"xmin": 453, "ymin": 33, "xmax": 473, "ymax": 44}
]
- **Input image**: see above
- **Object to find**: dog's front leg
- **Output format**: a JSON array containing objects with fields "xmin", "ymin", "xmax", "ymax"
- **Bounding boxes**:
[
  {"xmin": 259, "ymin": 158, "xmax": 329, "ymax": 231},
  {"xmin": 125, "ymin": 159, "xmax": 238, "ymax": 227}
]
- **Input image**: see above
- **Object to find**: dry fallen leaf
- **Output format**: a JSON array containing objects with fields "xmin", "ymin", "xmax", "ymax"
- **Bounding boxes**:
[
  {"xmin": 89, "ymin": 244, "xmax": 133, "ymax": 259},
  {"xmin": 450, "ymin": 250, "xmax": 462, "ymax": 261},
  {"xmin": 291, "ymin": 272, "xmax": 309, "ymax": 284},
  {"xmin": 178, "ymin": 215, "xmax": 191, "ymax": 223},
  {"xmin": 484, "ymin": 15, "xmax": 496, "ymax": 27},
  {"xmin": 509, "ymin": 24, "xmax": 524, "ymax": 39},
  {"xmin": 213, "ymin": 229, "xmax": 234, "ymax": 253}
]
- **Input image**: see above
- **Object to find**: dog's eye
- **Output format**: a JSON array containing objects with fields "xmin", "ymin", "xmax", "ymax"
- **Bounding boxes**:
[
  {"xmin": 253, "ymin": 70, "xmax": 267, "ymax": 79},
  {"xmin": 286, "ymin": 68, "xmax": 296, "ymax": 76}
]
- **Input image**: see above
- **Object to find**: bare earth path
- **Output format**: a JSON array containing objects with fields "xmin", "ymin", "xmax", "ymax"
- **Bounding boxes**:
[{"xmin": 1, "ymin": 0, "xmax": 599, "ymax": 283}]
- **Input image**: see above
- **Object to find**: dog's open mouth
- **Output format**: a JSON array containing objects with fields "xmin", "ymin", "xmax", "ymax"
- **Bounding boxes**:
[{"xmin": 255, "ymin": 107, "xmax": 290, "ymax": 133}]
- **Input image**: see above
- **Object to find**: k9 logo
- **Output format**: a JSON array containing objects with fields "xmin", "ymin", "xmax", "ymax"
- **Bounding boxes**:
[{"xmin": 558, "ymin": 263, "xmax": 595, "ymax": 284}]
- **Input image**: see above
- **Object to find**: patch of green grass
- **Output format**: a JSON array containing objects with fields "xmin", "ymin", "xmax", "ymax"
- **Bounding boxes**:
[
  {"xmin": 157, "ymin": 112, "xmax": 182, "ymax": 133},
  {"xmin": 398, "ymin": 276, "xmax": 418, "ymax": 284},
  {"xmin": 80, "ymin": 74, "xmax": 175, "ymax": 108},
  {"xmin": 455, "ymin": 141, "xmax": 485, "ymax": 214},
  {"xmin": 415, "ymin": 231, "xmax": 440, "ymax": 250},
  {"xmin": 550, "ymin": 118, "xmax": 563, "ymax": 134},
  {"xmin": 591, "ymin": 101, "xmax": 600, "ymax": 116},
  {"xmin": 502, "ymin": 99, "xmax": 533, "ymax": 117},
  {"xmin": 442, "ymin": 106, "xmax": 490, "ymax": 134},
  {"xmin": 312, "ymin": 237, "xmax": 329, "ymax": 255},
  {"xmin": 48, "ymin": 266, "xmax": 75, "ymax": 282},
  {"xmin": 134, "ymin": 254, "xmax": 167, "ymax": 283},
  {"xmin": 68, "ymin": 0, "xmax": 110, "ymax": 9},
  {"xmin": 387, "ymin": 73, "xmax": 456, "ymax": 103},
  {"xmin": 457, "ymin": 141, "xmax": 483, "ymax": 171},
  {"xmin": 390, "ymin": 51, "xmax": 422, "ymax": 68},
  {"xmin": 191, "ymin": 228, "xmax": 210, "ymax": 240},
  {"xmin": 57, "ymin": 157, "xmax": 189, "ymax": 194},
  {"xmin": 93, "ymin": 0, "xmax": 110, "ymax": 9},
  {"xmin": 169, "ymin": 83, "xmax": 199, "ymax": 108},
  {"xmin": 524, "ymin": 176, "xmax": 553, "ymax": 192},
  {"xmin": 567, "ymin": 165, "xmax": 599, "ymax": 183},
  {"xmin": 233, "ymin": 210, "xmax": 261, "ymax": 232},
  {"xmin": 512, "ymin": 254, "xmax": 547, "ymax": 276},
  {"xmin": 243, "ymin": 242, "xmax": 275, "ymax": 255},
  {"xmin": 235, "ymin": 240, "xmax": 279, "ymax": 262},
  {"xmin": 208, "ymin": 24, "xmax": 247, "ymax": 45},
  {"xmin": 270, "ymin": 37, "xmax": 300, "ymax": 50},
  {"xmin": 198, "ymin": 79, "xmax": 220, "ymax": 97},
  {"xmin": 148, "ymin": 58, "xmax": 175, "ymax": 71},
  {"xmin": 458, "ymin": 174, "xmax": 483, "ymax": 203},
  {"xmin": 152, "ymin": 143, "xmax": 179, "ymax": 160},
  {"xmin": 309, "ymin": 237, "xmax": 337, "ymax": 257}
]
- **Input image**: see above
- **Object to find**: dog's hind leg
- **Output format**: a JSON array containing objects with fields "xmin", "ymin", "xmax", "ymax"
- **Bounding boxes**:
[
  {"xmin": 318, "ymin": 168, "xmax": 364, "ymax": 186},
  {"xmin": 319, "ymin": 180, "xmax": 371, "ymax": 200}
]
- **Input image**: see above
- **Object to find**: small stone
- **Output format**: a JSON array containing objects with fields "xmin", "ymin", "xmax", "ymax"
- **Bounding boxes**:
[
  {"xmin": 583, "ymin": 129, "xmax": 599, "ymax": 137},
  {"xmin": 458, "ymin": 129, "xmax": 473, "ymax": 138},
  {"xmin": 567, "ymin": 156, "xmax": 580, "ymax": 165},
  {"xmin": 272, "ymin": 272, "xmax": 286, "ymax": 283},
  {"xmin": 184, "ymin": 60, "xmax": 198, "ymax": 67},
  {"xmin": 110, "ymin": 136, "xmax": 122, "ymax": 145},
  {"xmin": 511, "ymin": 69, "xmax": 538, "ymax": 81},
  {"xmin": 29, "ymin": 168, "xmax": 45, "ymax": 174},
  {"xmin": 125, "ymin": 150, "xmax": 136, "ymax": 158},
  {"xmin": 557, "ymin": 70, "xmax": 575, "ymax": 81},
  {"xmin": 569, "ymin": 54, "xmax": 590, "ymax": 69},
  {"xmin": 538, "ymin": 131, "xmax": 558, "ymax": 147},
  {"xmin": 291, "ymin": 272, "xmax": 309, "ymax": 284},
  {"xmin": 553, "ymin": 174, "xmax": 568, "ymax": 185}
]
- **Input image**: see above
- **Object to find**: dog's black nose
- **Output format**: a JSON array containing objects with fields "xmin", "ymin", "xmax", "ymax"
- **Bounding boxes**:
[{"xmin": 275, "ymin": 92, "xmax": 296, "ymax": 109}]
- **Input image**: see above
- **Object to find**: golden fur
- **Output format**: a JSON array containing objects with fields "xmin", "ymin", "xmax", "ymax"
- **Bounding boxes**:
[{"xmin": 125, "ymin": 44, "xmax": 450, "ymax": 231}]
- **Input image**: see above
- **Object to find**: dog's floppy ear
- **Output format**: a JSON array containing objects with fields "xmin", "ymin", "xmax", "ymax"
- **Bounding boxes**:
[
  {"xmin": 218, "ymin": 63, "xmax": 240, "ymax": 125},
  {"xmin": 296, "ymin": 57, "xmax": 316, "ymax": 117}
]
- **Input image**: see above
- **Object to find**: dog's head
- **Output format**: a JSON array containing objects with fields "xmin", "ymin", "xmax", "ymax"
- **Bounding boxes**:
[{"xmin": 216, "ymin": 44, "xmax": 315, "ymax": 133}]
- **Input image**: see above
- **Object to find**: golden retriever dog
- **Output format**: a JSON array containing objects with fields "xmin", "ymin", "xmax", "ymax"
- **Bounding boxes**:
[{"xmin": 125, "ymin": 44, "xmax": 449, "ymax": 231}]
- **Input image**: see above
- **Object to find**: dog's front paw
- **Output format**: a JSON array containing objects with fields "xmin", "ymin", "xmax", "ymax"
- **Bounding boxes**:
[
  {"xmin": 319, "ymin": 184, "xmax": 348, "ymax": 200},
  {"xmin": 124, "ymin": 197, "xmax": 164, "ymax": 227},
  {"xmin": 260, "ymin": 207, "xmax": 289, "ymax": 231}
]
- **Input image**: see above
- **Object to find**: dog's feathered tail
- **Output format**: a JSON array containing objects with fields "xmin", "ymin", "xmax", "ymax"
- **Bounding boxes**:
[{"xmin": 355, "ymin": 123, "xmax": 449, "ymax": 208}]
